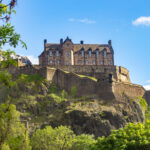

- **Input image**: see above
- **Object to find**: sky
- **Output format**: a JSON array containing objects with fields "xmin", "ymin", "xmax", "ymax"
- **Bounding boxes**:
[{"xmin": 3, "ymin": 0, "xmax": 150, "ymax": 89}]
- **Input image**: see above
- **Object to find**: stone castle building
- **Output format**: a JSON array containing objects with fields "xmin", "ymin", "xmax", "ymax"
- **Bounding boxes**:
[{"xmin": 39, "ymin": 37, "xmax": 114, "ymax": 66}]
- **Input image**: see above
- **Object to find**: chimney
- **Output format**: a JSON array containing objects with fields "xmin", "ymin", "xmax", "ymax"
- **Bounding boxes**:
[
  {"xmin": 80, "ymin": 40, "xmax": 84, "ymax": 45},
  {"xmin": 108, "ymin": 40, "xmax": 112, "ymax": 46},
  {"xmin": 60, "ymin": 38, "xmax": 63, "ymax": 45},
  {"xmin": 44, "ymin": 39, "xmax": 47, "ymax": 51}
]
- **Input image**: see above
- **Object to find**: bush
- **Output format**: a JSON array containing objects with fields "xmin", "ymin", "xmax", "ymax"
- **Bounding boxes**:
[
  {"xmin": 71, "ymin": 86, "xmax": 77, "ymax": 98},
  {"xmin": 31, "ymin": 126, "xmax": 75, "ymax": 150},
  {"xmin": 91, "ymin": 121, "xmax": 150, "ymax": 150},
  {"xmin": 61, "ymin": 89, "xmax": 68, "ymax": 99},
  {"xmin": 72, "ymin": 134, "xmax": 96, "ymax": 150}
]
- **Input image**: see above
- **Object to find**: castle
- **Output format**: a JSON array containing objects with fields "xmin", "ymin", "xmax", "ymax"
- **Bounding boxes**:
[
  {"xmin": 2, "ymin": 37, "xmax": 149, "ymax": 103},
  {"xmin": 39, "ymin": 37, "xmax": 114, "ymax": 66}
]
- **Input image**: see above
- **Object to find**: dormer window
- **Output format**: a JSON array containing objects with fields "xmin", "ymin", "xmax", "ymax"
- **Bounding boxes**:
[
  {"xmin": 49, "ymin": 51, "xmax": 53, "ymax": 56},
  {"xmin": 89, "ymin": 51, "xmax": 92, "ymax": 57},
  {"xmin": 56, "ymin": 51, "xmax": 59, "ymax": 57},
  {"xmin": 104, "ymin": 51, "xmax": 107, "ymax": 58}
]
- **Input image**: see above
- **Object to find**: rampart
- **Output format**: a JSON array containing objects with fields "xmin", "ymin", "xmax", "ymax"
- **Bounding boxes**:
[
  {"xmin": 0, "ymin": 65, "xmax": 146, "ymax": 101},
  {"xmin": 45, "ymin": 65, "xmax": 130, "ymax": 83}
]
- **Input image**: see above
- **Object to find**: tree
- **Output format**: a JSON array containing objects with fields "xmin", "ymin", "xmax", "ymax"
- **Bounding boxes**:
[
  {"xmin": 31, "ymin": 126, "xmax": 75, "ymax": 150},
  {"xmin": 0, "ymin": 103, "xmax": 31, "ymax": 150},
  {"xmin": 0, "ymin": 0, "xmax": 27, "ymax": 49},
  {"xmin": 91, "ymin": 121, "xmax": 150, "ymax": 150},
  {"xmin": 71, "ymin": 134, "xmax": 96, "ymax": 150}
]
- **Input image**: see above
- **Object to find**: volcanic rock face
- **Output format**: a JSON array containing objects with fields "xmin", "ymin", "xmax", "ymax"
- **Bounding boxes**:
[{"xmin": 0, "ymin": 79, "xmax": 144, "ymax": 137}]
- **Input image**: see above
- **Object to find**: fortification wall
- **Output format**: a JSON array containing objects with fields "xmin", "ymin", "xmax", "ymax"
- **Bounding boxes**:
[
  {"xmin": 48, "ymin": 69, "xmax": 145, "ymax": 100},
  {"xmin": 144, "ymin": 91, "xmax": 150, "ymax": 105},
  {"xmin": 112, "ymin": 82, "xmax": 145, "ymax": 99},
  {"xmin": 0, "ymin": 65, "xmax": 145, "ymax": 101},
  {"xmin": 52, "ymin": 69, "xmax": 114, "ymax": 100},
  {"xmin": 45, "ymin": 65, "xmax": 130, "ymax": 83}
]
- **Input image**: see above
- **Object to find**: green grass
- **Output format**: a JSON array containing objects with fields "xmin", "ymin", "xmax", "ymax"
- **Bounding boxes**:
[{"xmin": 75, "ymin": 74, "xmax": 98, "ymax": 82}]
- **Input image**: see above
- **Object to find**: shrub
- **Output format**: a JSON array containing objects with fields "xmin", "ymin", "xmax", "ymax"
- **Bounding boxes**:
[
  {"xmin": 71, "ymin": 86, "xmax": 77, "ymax": 98},
  {"xmin": 31, "ymin": 126, "xmax": 75, "ymax": 150},
  {"xmin": 91, "ymin": 121, "xmax": 150, "ymax": 150},
  {"xmin": 61, "ymin": 89, "xmax": 68, "ymax": 99}
]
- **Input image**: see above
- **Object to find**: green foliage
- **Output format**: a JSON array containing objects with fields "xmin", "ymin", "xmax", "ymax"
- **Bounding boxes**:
[
  {"xmin": 31, "ymin": 125, "xmax": 75, "ymax": 150},
  {"xmin": 145, "ymin": 106, "xmax": 150, "ymax": 120},
  {"xmin": 91, "ymin": 121, "xmax": 150, "ymax": 150},
  {"xmin": 0, "ymin": 50, "xmax": 17, "ymax": 68},
  {"xmin": 61, "ymin": 89, "xmax": 68, "ymax": 99},
  {"xmin": 72, "ymin": 134, "xmax": 96, "ymax": 150},
  {"xmin": 71, "ymin": 86, "xmax": 77, "ymax": 98},
  {"xmin": 0, "ymin": 70, "xmax": 15, "ymax": 90},
  {"xmin": 137, "ymin": 97, "xmax": 148, "ymax": 114},
  {"xmin": 49, "ymin": 83, "xmax": 58, "ymax": 94},
  {"xmin": 0, "ymin": 103, "xmax": 31, "ymax": 150},
  {"xmin": 48, "ymin": 93, "xmax": 64, "ymax": 103}
]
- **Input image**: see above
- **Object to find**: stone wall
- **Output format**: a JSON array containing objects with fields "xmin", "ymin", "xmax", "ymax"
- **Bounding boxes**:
[
  {"xmin": 144, "ymin": 90, "xmax": 150, "ymax": 105},
  {"xmin": 1, "ymin": 65, "xmax": 145, "ymax": 101},
  {"xmin": 49, "ymin": 68, "xmax": 145, "ymax": 100},
  {"xmin": 46, "ymin": 65, "xmax": 130, "ymax": 83},
  {"xmin": 113, "ymin": 82, "xmax": 145, "ymax": 99}
]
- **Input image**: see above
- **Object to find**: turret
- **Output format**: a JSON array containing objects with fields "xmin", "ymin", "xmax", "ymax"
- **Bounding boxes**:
[
  {"xmin": 60, "ymin": 38, "xmax": 63, "ymax": 45},
  {"xmin": 44, "ymin": 39, "xmax": 47, "ymax": 51},
  {"xmin": 80, "ymin": 40, "xmax": 84, "ymax": 45},
  {"xmin": 108, "ymin": 40, "xmax": 112, "ymax": 47}
]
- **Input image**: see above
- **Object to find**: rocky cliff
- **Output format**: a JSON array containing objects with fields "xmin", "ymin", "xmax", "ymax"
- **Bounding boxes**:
[{"xmin": 1, "ymin": 76, "xmax": 144, "ymax": 138}]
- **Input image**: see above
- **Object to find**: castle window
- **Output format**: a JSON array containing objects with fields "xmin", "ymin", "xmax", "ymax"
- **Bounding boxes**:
[
  {"xmin": 56, "ymin": 51, "xmax": 59, "ymax": 57},
  {"xmin": 92, "ymin": 60, "xmax": 96, "ymax": 65},
  {"xmin": 49, "ymin": 51, "xmax": 53, "ymax": 56},
  {"xmin": 108, "ymin": 60, "xmax": 111, "ymax": 65},
  {"xmin": 85, "ymin": 60, "xmax": 88, "ymax": 65},
  {"xmin": 78, "ymin": 60, "xmax": 82, "ymax": 64},
  {"xmin": 57, "ymin": 60, "xmax": 60, "ymax": 64},
  {"xmin": 66, "ymin": 61, "xmax": 69, "ymax": 65},
  {"xmin": 50, "ymin": 60, "xmax": 53, "ymax": 64},
  {"xmin": 100, "ymin": 60, "xmax": 103, "ymax": 65},
  {"xmin": 89, "ymin": 51, "xmax": 92, "ymax": 57},
  {"xmin": 66, "ymin": 51, "xmax": 71, "ymax": 58},
  {"xmin": 104, "ymin": 51, "xmax": 107, "ymax": 58},
  {"xmin": 96, "ymin": 50, "xmax": 99, "ymax": 57},
  {"xmin": 81, "ymin": 51, "xmax": 84, "ymax": 57}
]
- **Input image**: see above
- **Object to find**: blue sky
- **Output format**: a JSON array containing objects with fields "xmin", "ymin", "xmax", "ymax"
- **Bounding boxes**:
[{"xmin": 6, "ymin": 0, "xmax": 150, "ymax": 89}]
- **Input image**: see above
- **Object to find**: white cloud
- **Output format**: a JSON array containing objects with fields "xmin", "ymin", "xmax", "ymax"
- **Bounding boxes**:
[
  {"xmin": 68, "ymin": 18, "xmax": 96, "ymax": 24},
  {"xmin": 144, "ymin": 85, "xmax": 150, "ymax": 90},
  {"xmin": 146, "ymin": 80, "xmax": 150, "ymax": 84},
  {"xmin": 132, "ymin": 16, "xmax": 150, "ymax": 26},
  {"xmin": 27, "ymin": 55, "xmax": 38, "ymax": 65}
]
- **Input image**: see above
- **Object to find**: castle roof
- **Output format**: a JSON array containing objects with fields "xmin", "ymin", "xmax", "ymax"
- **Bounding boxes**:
[{"xmin": 45, "ymin": 43, "xmax": 111, "ymax": 53}]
